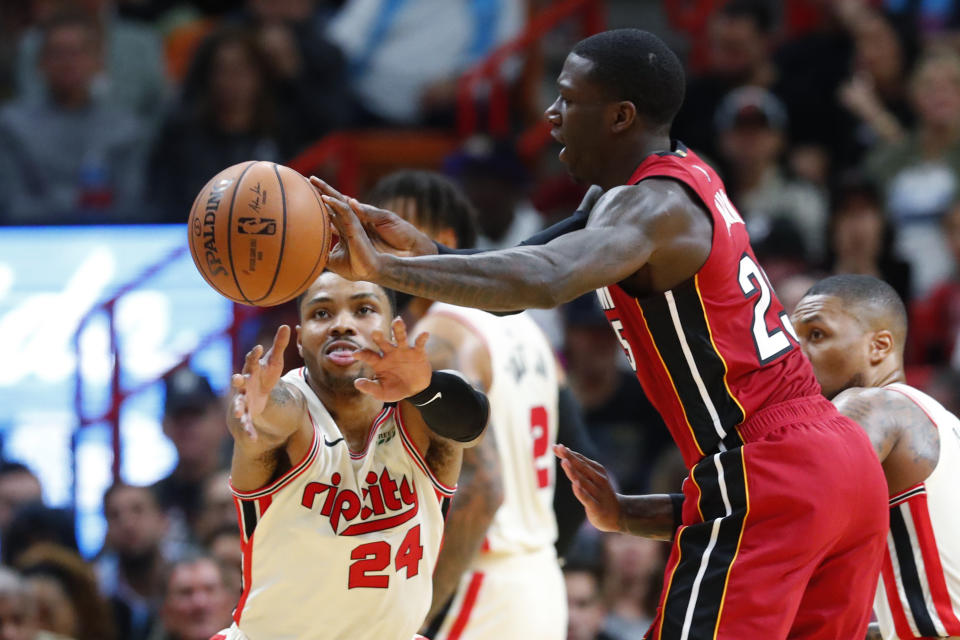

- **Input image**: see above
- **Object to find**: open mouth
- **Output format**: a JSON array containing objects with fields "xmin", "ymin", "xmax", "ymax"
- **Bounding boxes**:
[{"xmin": 324, "ymin": 340, "xmax": 360, "ymax": 366}]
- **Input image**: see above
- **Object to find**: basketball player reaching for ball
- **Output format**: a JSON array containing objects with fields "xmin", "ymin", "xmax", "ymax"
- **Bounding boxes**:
[
  {"xmin": 791, "ymin": 275, "xmax": 960, "ymax": 640},
  {"xmin": 313, "ymin": 28, "xmax": 888, "ymax": 639},
  {"xmin": 217, "ymin": 272, "xmax": 489, "ymax": 640},
  {"xmin": 366, "ymin": 170, "xmax": 583, "ymax": 639}
]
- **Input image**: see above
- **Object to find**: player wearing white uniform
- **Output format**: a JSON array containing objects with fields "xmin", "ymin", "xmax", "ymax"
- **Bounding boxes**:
[
  {"xmin": 791, "ymin": 275, "xmax": 960, "ymax": 640},
  {"xmin": 220, "ymin": 272, "xmax": 489, "ymax": 640},
  {"xmin": 364, "ymin": 171, "xmax": 568, "ymax": 640}
]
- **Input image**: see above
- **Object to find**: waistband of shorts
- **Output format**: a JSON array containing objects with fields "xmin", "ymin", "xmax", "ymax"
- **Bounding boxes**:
[{"xmin": 735, "ymin": 394, "xmax": 835, "ymax": 442}]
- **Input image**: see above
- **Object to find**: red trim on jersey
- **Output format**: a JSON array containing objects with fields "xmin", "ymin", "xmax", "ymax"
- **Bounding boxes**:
[
  {"xmin": 349, "ymin": 406, "xmax": 391, "ymax": 459},
  {"xmin": 257, "ymin": 494, "xmax": 272, "ymax": 518},
  {"xmin": 887, "ymin": 385, "xmax": 939, "ymax": 429},
  {"xmin": 446, "ymin": 571, "xmax": 485, "ymax": 640},
  {"xmin": 210, "ymin": 634, "xmax": 227, "ymax": 640},
  {"xmin": 889, "ymin": 482, "xmax": 926, "ymax": 506},
  {"xmin": 230, "ymin": 421, "xmax": 319, "ymax": 499},
  {"xmin": 395, "ymin": 405, "xmax": 457, "ymax": 497},
  {"xmin": 881, "ymin": 543, "xmax": 916, "ymax": 638},
  {"xmin": 909, "ymin": 494, "xmax": 960, "ymax": 632},
  {"xmin": 233, "ymin": 531, "xmax": 255, "ymax": 625}
]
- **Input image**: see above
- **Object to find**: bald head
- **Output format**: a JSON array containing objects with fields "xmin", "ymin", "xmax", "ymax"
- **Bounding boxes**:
[{"xmin": 803, "ymin": 275, "xmax": 907, "ymax": 350}]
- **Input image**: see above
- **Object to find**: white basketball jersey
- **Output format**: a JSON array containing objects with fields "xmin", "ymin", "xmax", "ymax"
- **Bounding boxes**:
[
  {"xmin": 427, "ymin": 303, "xmax": 559, "ymax": 554},
  {"xmin": 228, "ymin": 368, "xmax": 454, "ymax": 640},
  {"xmin": 875, "ymin": 383, "xmax": 960, "ymax": 639}
]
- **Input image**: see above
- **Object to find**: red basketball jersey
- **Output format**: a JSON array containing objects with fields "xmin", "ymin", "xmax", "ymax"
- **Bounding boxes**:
[{"xmin": 597, "ymin": 144, "xmax": 820, "ymax": 468}]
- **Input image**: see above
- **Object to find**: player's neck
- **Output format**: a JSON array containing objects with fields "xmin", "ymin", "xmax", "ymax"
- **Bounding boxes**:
[
  {"xmin": 319, "ymin": 387, "xmax": 386, "ymax": 450},
  {"xmin": 602, "ymin": 133, "xmax": 673, "ymax": 189},
  {"xmin": 871, "ymin": 361, "xmax": 907, "ymax": 389}
]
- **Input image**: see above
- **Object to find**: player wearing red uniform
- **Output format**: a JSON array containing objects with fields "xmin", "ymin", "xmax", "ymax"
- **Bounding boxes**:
[{"xmin": 315, "ymin": 29, "xmax": 888, "ymax": 639}]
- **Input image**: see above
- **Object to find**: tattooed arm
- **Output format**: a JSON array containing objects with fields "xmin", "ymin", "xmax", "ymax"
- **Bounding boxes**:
[
  {"xmin": 833, "ymin": 386, "xmax": 939, "ymax": 494},
  {"xmin": 227, "ymin": 326, "xmax": 313, "ymax": 492},
  {"xmin": 413, "ymin": 313, "xmax": 504, "ymax": 627}
]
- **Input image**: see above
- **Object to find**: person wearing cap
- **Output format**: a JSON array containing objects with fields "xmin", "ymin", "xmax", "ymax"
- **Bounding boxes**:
[
  {"xmin": 716, "ymin": 85, "xmax": 828, "ymax": 264},
  {"xmin": 152, "ymin": 368, "xmax": 230, "ymax": 543}
]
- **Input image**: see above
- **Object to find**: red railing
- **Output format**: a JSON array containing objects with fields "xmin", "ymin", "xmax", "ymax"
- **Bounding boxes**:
[{"xmin": 72, "ymin": 247, "xmax": 262, "ymax": 494}]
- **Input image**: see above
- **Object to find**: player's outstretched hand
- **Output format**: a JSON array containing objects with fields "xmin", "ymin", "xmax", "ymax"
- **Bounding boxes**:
[
  {"xmin": 321, "ymin": 195, "xmax": 389, "ymax": 282},
  {"xmin": 352, "ymin": 317, "xmax": 432, "ymax": 402},
  {"xmin": 554, "ymin": 443, "xmax": 622, "ymax": 532},
  {"xmin": 229, "ymin": 325, "xmax": 290, "ymax": 441},
  {"xmin": 310, "ymin": 176, "xmax": 437, "ymax": 259}
]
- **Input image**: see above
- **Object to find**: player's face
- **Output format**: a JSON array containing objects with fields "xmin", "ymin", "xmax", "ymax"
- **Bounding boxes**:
[
  {"xmin": 792, "ymin": 294, "xmax": 872, "ymax": 399},
  {"xmin": 297, "ymin": 272, "xmax": 393, "ymax": 392},
  {"xmin": 546, "ymin": 53, "xmax": 614, "ymax": 185}
]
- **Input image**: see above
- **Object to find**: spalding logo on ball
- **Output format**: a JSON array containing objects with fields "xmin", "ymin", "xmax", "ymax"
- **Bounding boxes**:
[{"xmin": 188, "ymin": 160, "xmax": 331, "ymax": 307}]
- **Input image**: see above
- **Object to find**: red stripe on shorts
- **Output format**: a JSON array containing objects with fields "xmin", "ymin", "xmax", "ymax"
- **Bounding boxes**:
[
  {"xmin": 446, "ymin": 571, "xmax": 485, "ymax": 640},
  {"xmin": 908, "ymin": 495, "xmax": 960, "ymax": 633},
  {"xmin": 881, "ymin": 542, "xmax": 916, "ymax": 638}
]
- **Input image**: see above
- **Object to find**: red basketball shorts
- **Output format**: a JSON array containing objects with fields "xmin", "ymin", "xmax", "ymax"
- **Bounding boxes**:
[{"xmin": 646, "ymin": 395, "xmax": 888, "ymax": 640}]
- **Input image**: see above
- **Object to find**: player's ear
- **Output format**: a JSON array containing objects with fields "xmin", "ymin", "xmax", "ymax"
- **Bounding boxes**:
[
  {"xmin": 295, "ymin": 324, "xmax": 303, "ymax": 357},
  {"xmin": 869, "ymin": 330, "xmax": 894, "ymax": 364},
  {"xmin": 611, "ymin": 100, "xmax": 637, "ymax": 133}
]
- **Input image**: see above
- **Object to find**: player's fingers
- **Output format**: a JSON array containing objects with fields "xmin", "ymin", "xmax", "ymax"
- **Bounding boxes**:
[
  {"xmin": 392, "ymin": 317, "xmax": 408, "ymax": 345},
  {"xmin": 354, "ymin": 377, "xmax": 384, "ymax": 398},
  {"xmin": 569, "ymin": 477, "xmax": 600, "ymax": 507},
  {"xmin": 242, "ymin": 345, "xmax": 262, "ymax": 373},
  {"xmin": 309, "ymin": 176, "xmax": 346, "ymax": 201},
  {"xmin": 242, "ymin": 413, "xmax": 258, "ymax": 441},
  {"xmin": 565, "ymin": 448, "xmax": 608, "ymax": 474},
  {"xmin": 370, "ymin": 329, "xmax": 395, "ymax": 354},
  {"xmin": 231, "ymin": 373, "xmax": 247, "ymax": 389},
  {"xmin": 231, "ymin": 392, "xmax": 246, "ymax": 418},
  {"xmin": 350, "ymin": 349, "xmax": 378, "ymax": 365},
  {"xmin": 413, "ymin": 331, "xmax": 429, "ymax": 352},
  {"xmin": 267, "ymin": 325, "xmax": 291, "ymax": 366},
  {"xmin": 323, "ymin": 195, "xmax": 363, "ymax": 240}
]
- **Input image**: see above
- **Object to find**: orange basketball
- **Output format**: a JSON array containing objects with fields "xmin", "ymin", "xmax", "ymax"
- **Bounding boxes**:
[{"xmin": 187, "ymin": 161, "xmax": 331, "ymax": 307}]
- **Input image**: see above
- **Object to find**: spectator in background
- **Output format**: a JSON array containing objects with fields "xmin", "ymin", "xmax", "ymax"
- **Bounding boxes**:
[
  {"xmin": 910, "ymin": 202, "xmax": 960, "ymax": 367},
  {"xmin": 239, "ymin": 0, "xmax": 353, "ymax": 152},
  {"xmin": 96, "ymin": 483, "xmax": 169, "ymax": 640},
  {"xmin": 191, "ymin": 470, "xmax": 233, "ymax": 546},
  {"xmin": 864, "ymin": 47, "xmax": 960, "ymax": 297},
  {"xmin": 0, "ymin": 11, "xmax": 147, "ymax": 225},
  {"xmin": 564, "ymin": 561, "xmax": 616, "ymax": 640},
  {"xmin": 325, "ymin": 0, "xmax": 524, "ymax": 126},
  {"xmin": 0, "ymin": 566, "xmax": 63, "ymax": 640},
  {"xmin": 2, "ymin": 505, "xmax": 76, "ymax": 568},
  {"xmin": 716, "ymin": 86, "xmax": 828, "ymax": 266},
  {"xmin": 0, "ymin": 463, "xmax": 42, "ymax": 538},
  {"xmin": 14, "ymin": 0, "xmax": 166, "ymax": 123},
  {"xmin": 825, "ymin": 172, "xmax": 912, "ymax": 303},
  {"xmin": 16, "ymin": 543, "xmax": 116, "ymax": 640},
  {"xmin": 152, "ymin": 368, "xmax": 228, "ymax": 542},
  {"xmin": 200, "ymin": 524, "xmax": 240, "ymax": 600},
  {"xmin": 148, "ymin": 26, "xmax": 282, "ymax": 222},
  {"xmin": 671, "ymin": 0, "xmax": 777, "ymax": 162},
  {"xmin": 148, "ymin": 552, "xmax": 232, "ymax": 640},
  {"xmin": 598, "ymin": 534, "xmax": 664, "ymax": 640},
  {"xmin": 561, "ymin": 294, "xmax": 670, "ymax": 495},
  {"xmin": 837, "ymin": 7, "xmax": 918, "ymax": 161}
]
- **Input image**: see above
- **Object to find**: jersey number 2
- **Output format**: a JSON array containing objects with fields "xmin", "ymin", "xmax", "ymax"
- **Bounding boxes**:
[
  {"xmin": 348, "ymin": 525, "xmax": 423, "ymax": 589},
  {"xmin": 738, "ymin": 254, "xmax": 797, "ymax": 364},
  {"xmin": 530, "ymin": 406, "xmax": 551, "ymax": 489}
]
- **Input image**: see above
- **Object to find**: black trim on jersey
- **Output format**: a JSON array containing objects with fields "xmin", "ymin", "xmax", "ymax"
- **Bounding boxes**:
[
  {"xmin": 890, "ymin": 506, "xmax": 940, "ymax": 637},
  {"xmin": 639, "ymin": 283, "xmax": 745, "ymax": 457},
  {"xmin": 240, "ymin": 499, "xmax": 258, "ymax": 541},
  {"xmin": 659, "ymin": 449, "xmax": 748, "ymax": 638},
  {"xmin": 654, "ymin": 140, "xmax": 689, "ymax": 158}
]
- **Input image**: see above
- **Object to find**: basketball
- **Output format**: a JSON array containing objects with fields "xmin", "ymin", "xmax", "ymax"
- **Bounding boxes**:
[{"xmin": 187, "ymin": 160, "xmax": 331, "ymax": 307}]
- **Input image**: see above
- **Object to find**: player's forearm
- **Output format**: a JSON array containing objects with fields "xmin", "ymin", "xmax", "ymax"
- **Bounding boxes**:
[
  {"xmin": 617, "ymin": 493, "xmax": 682, "ymax": 541},
  {"xmin": 425, "ymin": 446, "xmax": 503, "ymax": 622},
  {"xmin": 378, "ymin": 247, "xmax": 568, "ymax": 311},
  {"xmin": 230, "ymin": 383, "xmax": 304, "ymax": 446}
]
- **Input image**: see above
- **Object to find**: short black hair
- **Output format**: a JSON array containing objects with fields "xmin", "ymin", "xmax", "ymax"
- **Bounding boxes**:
[
  {"xmin": 717, "ymin": 0, "xmax": 775, "ymax": 34},
  {"xmin": 571, "ymin": 29, "xmax": 686, "ymax": 128},
  {"xmin": 296, "ymin": 271, "xmax": 398, "ymax": 320},
  {"xmin": 804, "ymin": 274, "xmax": 908, "ymax": 347},
  {"xmin": 0, "ymin": 462, "xmax": 37, "ymax": 480},
  {"xmin": 366, "ymin": 171, "xmax": 478, "ymax": 249}
]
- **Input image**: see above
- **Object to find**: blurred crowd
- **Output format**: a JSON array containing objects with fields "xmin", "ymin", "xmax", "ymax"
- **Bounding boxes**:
[{"xmin": 3, "ymin": 0, "xmax": 960, "ymax": 639}]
